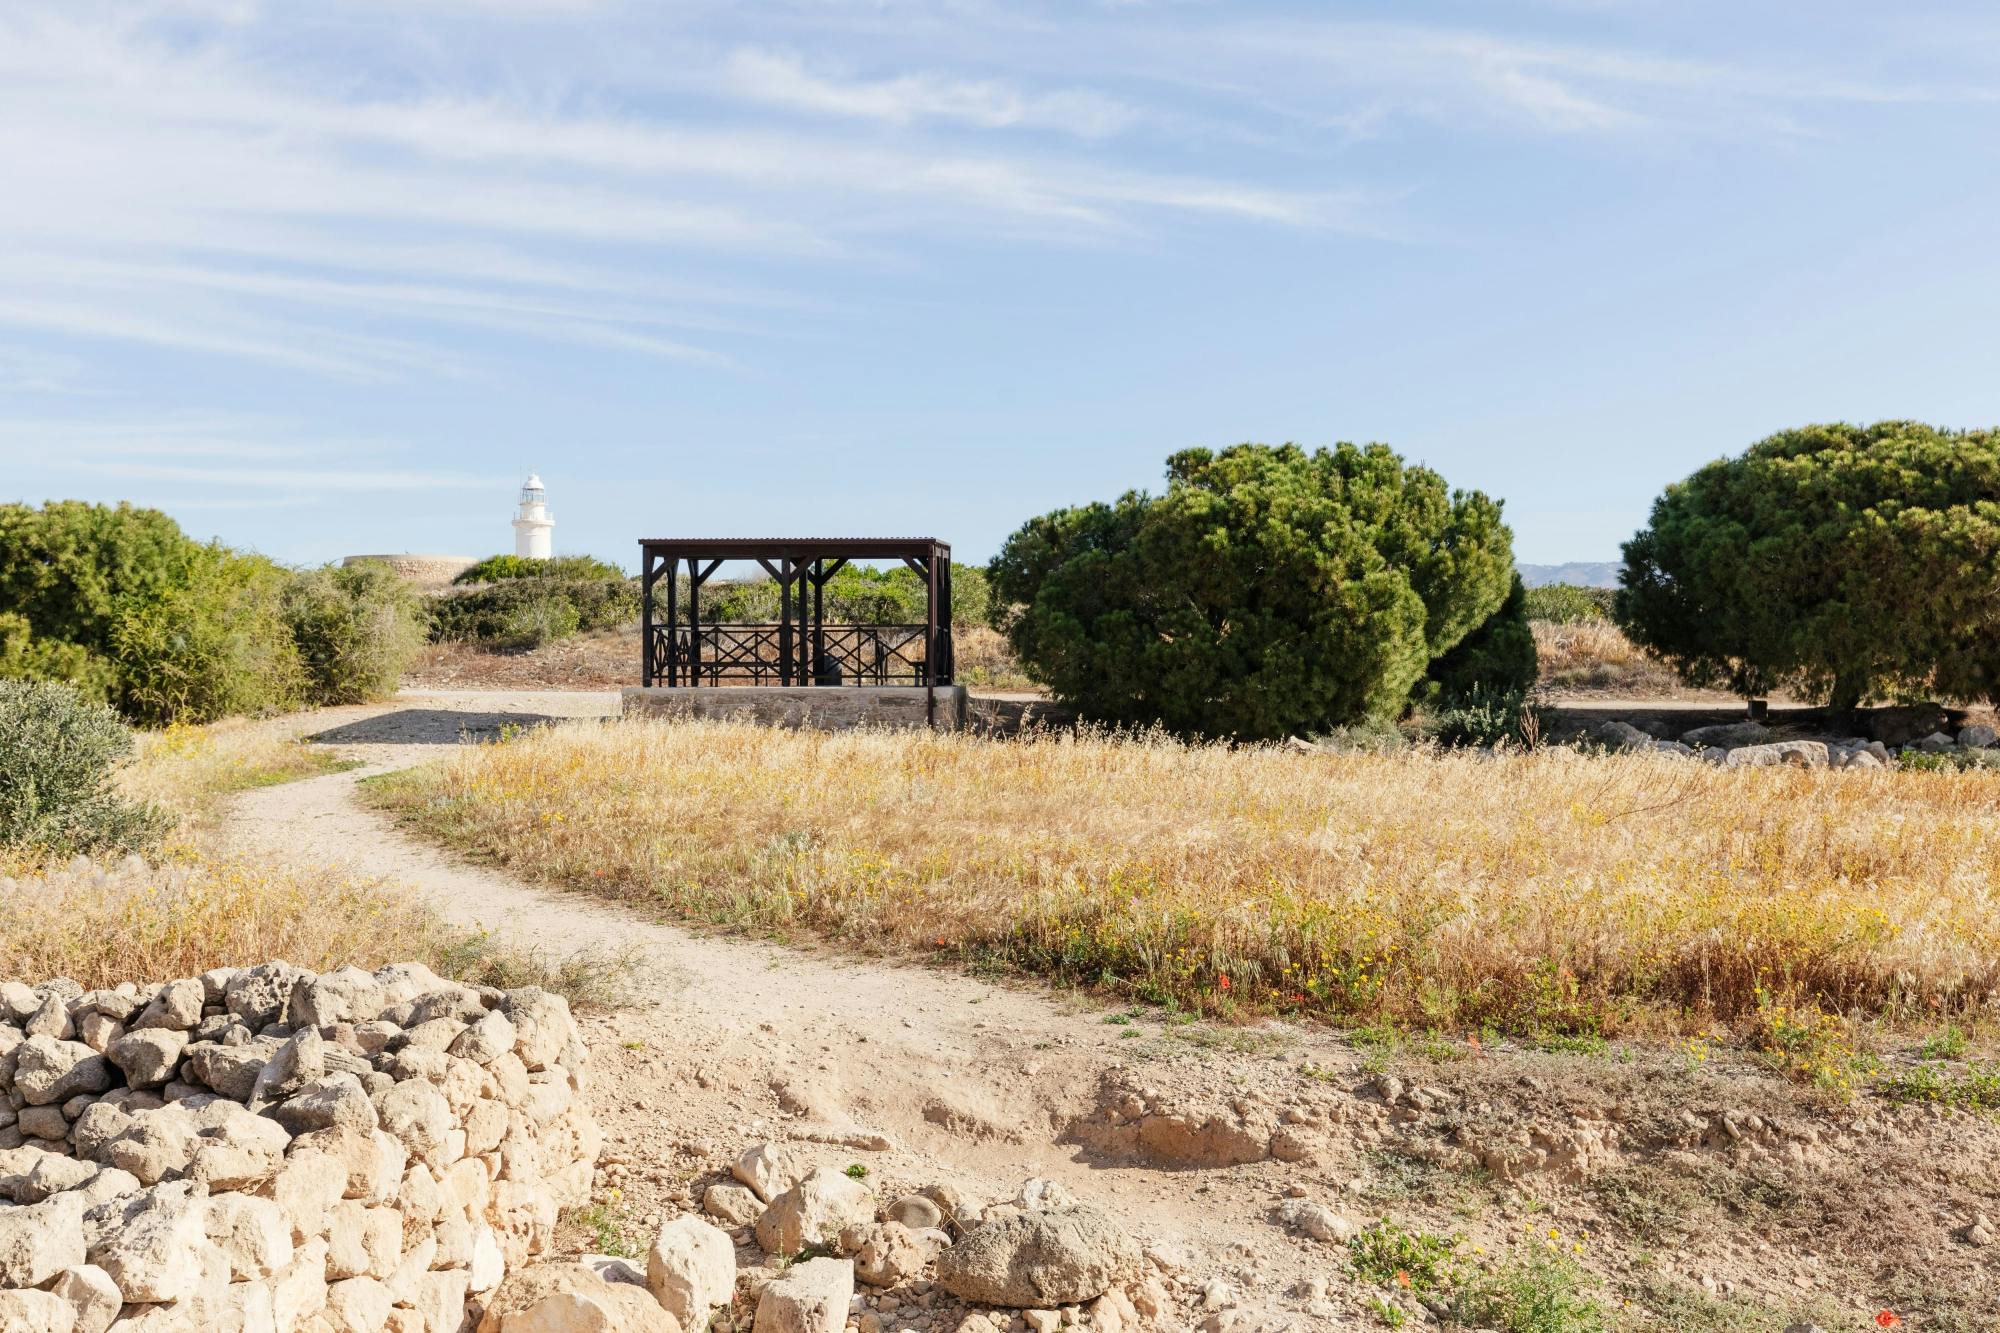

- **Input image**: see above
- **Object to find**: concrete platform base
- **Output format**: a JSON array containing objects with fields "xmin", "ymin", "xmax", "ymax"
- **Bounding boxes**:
[{"xmin": 621, "ymin": 685, "xmax": 970, "ymax": 731}]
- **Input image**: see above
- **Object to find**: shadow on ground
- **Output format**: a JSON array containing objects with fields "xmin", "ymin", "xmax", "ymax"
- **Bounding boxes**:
[{"xmin": 310, "ymin": 709, "xmax": 563, "ymax": 746}]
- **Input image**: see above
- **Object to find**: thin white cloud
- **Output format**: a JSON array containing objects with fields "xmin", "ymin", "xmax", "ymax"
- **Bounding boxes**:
[
  {"xmin": 74, "ymin": 461, "xmax": 498, "ymax": 491},
  {"xmin": 1182, "ymin": 19, "xmax": 2000, "ymax": 137},
  {"xmin": 721, "ymin": 48, "xmax": 1141, "ymax": 138},
  {"xmin": 0, "ymin": 414, "xmax": 310, "ymax": 461},
  {"xmin": 0, "ymin": 7, "xmax": 1360, "ymax": 386}
]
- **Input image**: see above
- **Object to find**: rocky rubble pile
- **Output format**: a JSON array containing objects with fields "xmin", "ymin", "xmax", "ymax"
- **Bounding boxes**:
[
  {"xmin": 692, "ymin": 1145, "xmax": 1164, "ymax": 1333},
  {"xmin": 1585, "ymin": 717, "xmax": 2000, "ymax": 768},
  {"xmin": 0, "ymin": 960, "xmax": 598, "ymax": 1333},
  {"xmin": 478, "ymin": 1152, "xmax": 1168, "ymax": 1333}
]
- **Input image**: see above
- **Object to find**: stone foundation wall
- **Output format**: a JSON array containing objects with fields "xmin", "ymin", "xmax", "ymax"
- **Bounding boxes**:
[
  {"xmin": 621, "ymin": 686, "xmax": 970, "ymax": 732},
  {"xmin": 0, "ymin": 961, "xmax": 599, "ymax": 1333},
  {"xmin": 341, "ymin": 557, "xmax": 478, "ymax": 590}
]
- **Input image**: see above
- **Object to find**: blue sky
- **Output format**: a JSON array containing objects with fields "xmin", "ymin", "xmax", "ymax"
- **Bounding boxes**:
[{"xmin": 4, "ymin": 1, "xmax": 1999, "ymax": 570}]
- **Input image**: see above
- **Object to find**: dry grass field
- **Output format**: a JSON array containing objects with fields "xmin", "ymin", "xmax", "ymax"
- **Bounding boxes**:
[
  {"xmin": 1531, "ymin": 620, "xmax": 1713, "ymax": 698},
  {"xmin": 118, "ymin": 716, "xmax": 358, "ymax": 825},
  {"xmin": 366, "ymin": 718, "xmax": 2000, "ymax": 1050}
]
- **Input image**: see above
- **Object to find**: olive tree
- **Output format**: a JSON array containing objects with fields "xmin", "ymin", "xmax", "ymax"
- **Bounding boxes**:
[
  {"xmin": 988, "ymin": 443, "xmax": 1517, "ymax": 739},
  {"xmin": 1617, "ymin": 421, "xmax": 2000, "ymax": 708}
]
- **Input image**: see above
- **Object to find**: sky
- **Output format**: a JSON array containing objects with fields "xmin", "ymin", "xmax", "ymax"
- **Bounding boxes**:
[{"xmin": 4, "ymin": 0, "xmax": 2000, "ymax": 570}]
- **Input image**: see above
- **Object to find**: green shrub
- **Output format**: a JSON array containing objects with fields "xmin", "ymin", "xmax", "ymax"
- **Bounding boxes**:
[
  {"xmin": 0, "ymin": 613, "xmax": 118, "ymax": 702},
  {"xmin": 1618, "ymin": 421, "xmax": 2000, "ymax": 707},
  {"xmin": 1421, "ymin": 575, "xmax": 1537, "ymax": 706},
  {"xmin": 429, "ymin": 578, "xmax": 634, "ymax": 649},
  {"xmin": 1424, "ymin": 686, "xmax": 1530, "ymax": 748},
  {"xmin": 988, "ymin": 443, "xmax": 1516, "ymax": 740},
  {"xmin": 1348, "ymin": 1219, "xmax": 1460, "ymax": 1293},
  {"xmin": 1455, "ymin": 1245, "xmax": 1606, "ymax": 1333},
  {"xmin": 110, "ymin": 547, "xmax": 305, "ymax": 725},
  {"xmin": 0, "ymin": 501, "xmax": 200, "ymax": 661},
  {"xmin": 454, "ymin": 553, "xmax": 627, "ymax": 584},
  {"xmin": 285, "ymin": 563, "xmax": 428, "ymax": 705},
  {"xmin": 0, "ymin": 501, "xmax": 428, "ymax": 725},
  {"xmin": 0, "ymin": 680, "xmax": 167, "ymax": 855},
  {"xmin": 1521, "ymin": 583, "xmax": 1613, "ymax": 624}
]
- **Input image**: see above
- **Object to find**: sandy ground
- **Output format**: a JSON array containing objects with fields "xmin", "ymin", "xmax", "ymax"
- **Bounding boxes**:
[{"xmin": 217, "ymin": 690, "xmax": 2000, "ymax": 1333}]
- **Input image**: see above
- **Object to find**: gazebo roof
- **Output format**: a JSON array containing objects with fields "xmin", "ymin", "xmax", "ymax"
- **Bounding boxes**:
[{"xmin": 637, "ymin": 537, "xmax": 947, "ymax": 558}]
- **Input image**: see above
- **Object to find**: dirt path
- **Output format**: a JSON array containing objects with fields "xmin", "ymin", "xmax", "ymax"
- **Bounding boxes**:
[
  {"xmin": 224, "ymin": 690, "xmax": 1366, "ymax": 1331},
  {"xmin": 219, "ymin": 690, "xmax": 1998, "ymax": 1333}
]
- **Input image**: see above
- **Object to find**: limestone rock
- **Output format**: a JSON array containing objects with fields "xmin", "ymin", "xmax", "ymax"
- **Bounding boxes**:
[
  {"xmin": 250, "ymin": 1028, "xmax": 330, "ymax": 1109},
  {"xmin": 936, "ymin": 1203, "xmax": 1142, "ymax": 1308},
  {"xmin": 645, "ymin": 1215, "xmax": 735, "ymax": 1327},
  {"xmin": 450, "ymin": 1010, "xmax": 518, "ymax": 1065},
  {"xmin": 108, "ymin": 1029, "xmax": 189, "ymax": 1089},
  {"xmin": 477, "ymin": 1262, "xmax": 681, "ymax": 1333},
  {"xmin": 225, "ymin": 962, "xmax": 308, "ymax": 1029},
  {"xmin": 733, "ymin": 1142, "xmax": 813, "ymax": 1205},
  {"xmin": 751, "ymin": 1257, "xmax": 852, "ymax": 1333},
  {"xmin": 204, "ymin": 1192, "xmax": 293, "ymax": 1279},
  {"xmin": 883, "ymin": 1195, "xmax": 944, "ymax": 1232},
  {"xmin": 183, "ymin": 1039, "xmax": 281, "ymax": 1101},
  {"xmin": 326, "ymin": 1201, "xmax": 404, "ymax": 1280},
  {"xmin": 295, "ymin": 967, "xmax": 388, "ymax": 1028},
  {"xmin": 407, "ymin": 1268, "xmax": 471, "ymax": 1333},
  {"xmin": 25, "ymin": 993, "xmax": 73, "ymax": 1041},
  {"xmin": 1585, "ymin": 720, "xmax": 1654, "ymax": 752},
  {"xmin": 18, "ymin": 1154, "xmax": 97, "ymax": 1203},
  {"xmin": 0, "ymin": 1192, "xmax": 89, "ymax": 1287},
  {"xmin": 324, "ymin": 1276, "xmax": 394, "ymax": 1333},
  {"xmin": 1274, "ymin": 1199, "xmax": 1352, "ymax": 1243},
  {"xmin": 502, "ymin": 989, "xmax": 576, "ymax": 1072},
  {"xmin": 703, "ymin": 1182, "xmax": 763, "ymax": 1227},
  {"xmin": 0, "ymin": 1290, "xmax": 76, "ymax": 1333},
  {"xmin": 375, "ymin": 1078, "xmax": 455, "ymax": 1167},
  {"xmin": 131, "ymin": 980, "xmax": 205, "ymax": 1033},
  {"xmin": 1681, "ymin": 721, "xmax": 1772, "ymax": 749},
  {"xmin": 49, "ymin": 1265, "xmax": 122, "ymax": 1333},
  {"xmin": 755, "ymin": 1167, "xmax": 874, "ymax": 1256},
  {"xmin": 272, "ymin": 1239, "xmax": 332, "ymax": 1332},
  {"xmin": 1724, "ymin": 740, "xmax": 1829, "ymax": 769},
  {"xmin": 85, "ymin": 1182, "xmax": 211, "ymax": 1303},
  {"xmin": 265, "ymin": 1150, "xmax": 350, "ymax": 1242},
  {"xmin": 839, "ymin": 1221, "xmax": 945, "ymax": 1287},
  {"xmin": 14, "ymin": 1036, "xmax": 112, "ymax": 1106},
  {"xmin": 273, "ymin": 1073, "xmax": 378, "ymax": 1136},
  {"xmin": 100, "ymin": 1108, "xmax": 199, "ymax": 1185},
  {"xmin": 373, "ymin": 963, "xmax": 448, "ymax": 1008}
]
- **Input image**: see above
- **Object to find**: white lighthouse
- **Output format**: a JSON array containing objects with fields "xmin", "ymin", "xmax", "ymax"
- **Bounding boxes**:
[{"xmin": 512, "ymin": 474, "xmax": 554, "ymax": 560}]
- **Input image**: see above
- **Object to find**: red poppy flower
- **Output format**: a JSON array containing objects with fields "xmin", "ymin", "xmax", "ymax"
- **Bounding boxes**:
[
  {"xmin": 1217, "ymin": 974, "xmax": 1231, "ymax": 990},
  {"xmin": 1876, "ymin": 1312, "xmax": 1902, "ymax": 1329},
  {"xmin": 1394, "ymin": 1270, "xmax": 1411, "ymax": 1289}
]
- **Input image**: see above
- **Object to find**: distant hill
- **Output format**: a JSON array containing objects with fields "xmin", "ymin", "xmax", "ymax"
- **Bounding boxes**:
[{"xmin": 1517, "ymin": 561, "xmax": 1620, "ymax": 589}]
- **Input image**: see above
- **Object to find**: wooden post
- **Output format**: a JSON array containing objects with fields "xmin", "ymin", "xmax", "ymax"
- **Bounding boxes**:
[
  {"xmin": 640, "ymin": 548, "xmax": 656, "ymax": 686},
  {"xmin": 777, "ymin": 560, "xmax": 793, "ymax": 687},
  {"xmin": 687, "ymin": 557, "xmax": 701, "ymax": 685}
]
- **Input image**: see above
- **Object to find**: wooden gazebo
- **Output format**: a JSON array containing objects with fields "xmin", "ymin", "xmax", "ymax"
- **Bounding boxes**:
[{"xmin": 638, "ymin": 538, "xmax": 954, "ymax": 688}]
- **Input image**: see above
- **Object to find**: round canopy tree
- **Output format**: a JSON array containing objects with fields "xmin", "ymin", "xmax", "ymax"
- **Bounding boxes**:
[
  {"xmin": 1617, "ymin": 421, "xmax": 2000, "ymax": 708},
  {"xmin": 987, "ymin": 443, "xmax": 1516, "ymax": 739}
]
